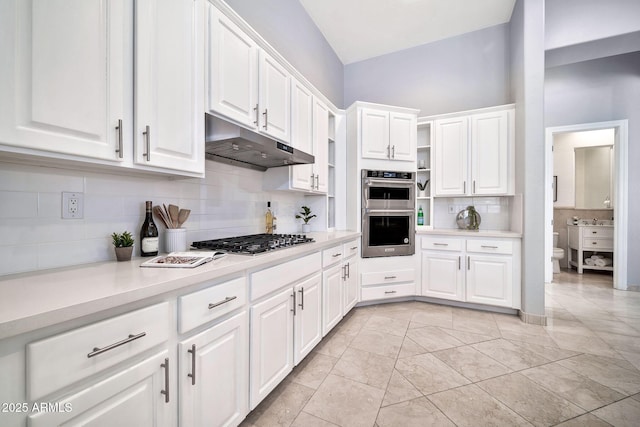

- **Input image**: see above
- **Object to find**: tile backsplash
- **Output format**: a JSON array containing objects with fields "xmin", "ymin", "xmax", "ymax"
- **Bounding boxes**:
[
  {"xmin": 433, "ymin": 197, "xmax": 513, "ymax": 231},
  {"xmin": 0, "ymin": 160, "xmax": 316, "ymax": 276}
]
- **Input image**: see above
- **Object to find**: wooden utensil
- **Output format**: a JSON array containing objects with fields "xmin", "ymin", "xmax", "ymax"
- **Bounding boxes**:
[
  {"xmin": 153, "ymin": 205, "xmax": 171, "ymax": 228},
  {"xmin": 177, "ymin": 209, "xmax": 191, "ymax": 227},
  {"xmin": 168, "ymin": 204, "xmax": 179, "ymax": 228}
]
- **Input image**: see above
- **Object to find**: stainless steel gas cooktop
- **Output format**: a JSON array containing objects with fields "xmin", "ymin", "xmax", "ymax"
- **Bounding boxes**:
[{"xmin": 191, "ymin": 233, "xmax": 314, "ymax": 255}]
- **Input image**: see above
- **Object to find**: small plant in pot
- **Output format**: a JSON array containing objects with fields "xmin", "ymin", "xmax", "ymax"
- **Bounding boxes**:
[
  {"xmin": 295, "ymin": 206, "xmax": 316, "ymax": 233},
  {"xmin": 111, "ymin": 231, "xmax": 134, "ymax": 261}
]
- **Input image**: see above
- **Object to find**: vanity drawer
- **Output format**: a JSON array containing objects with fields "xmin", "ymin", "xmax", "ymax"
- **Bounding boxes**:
[
  {"xmin": 583, "ymin": 238, "xmax": 613, "ymax": 250},
  {"xmin": 421, "ymin": 237, "xmax": 463, "ymax": 251},
  {"xmin": 467, "ymin": 239, "xmax": 513, "ymax": 255},
  {"xmin": 583, "ymin": 227, "xmax": 613, "ymax": 238},
  {"xmin": 179, "ymin": 276, "xmax": 246, "ymax": 333},
  {"xmin": 27, "ymin": 302, "xmax": 170, "ymax": 400}
]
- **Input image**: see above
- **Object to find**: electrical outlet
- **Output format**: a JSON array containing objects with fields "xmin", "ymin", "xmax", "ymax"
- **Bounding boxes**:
[
  {"xmin": 448, "ymin": 205, "xmax": 456, "ymax": 214},
  {"xmin": 62, "ymin": 192, "xmax": 84, "ymax": 219}
]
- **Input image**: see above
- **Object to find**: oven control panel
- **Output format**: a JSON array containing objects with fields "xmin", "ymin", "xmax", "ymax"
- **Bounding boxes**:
[{"xmin": 363, "ymin": 170, "xmax": 413, "ymax": 180}]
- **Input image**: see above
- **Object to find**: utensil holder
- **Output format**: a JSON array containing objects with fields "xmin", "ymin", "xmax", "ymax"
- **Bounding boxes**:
[{"xmin": 165, "ymin": 228, "xmax": 187, "ymax": 253}]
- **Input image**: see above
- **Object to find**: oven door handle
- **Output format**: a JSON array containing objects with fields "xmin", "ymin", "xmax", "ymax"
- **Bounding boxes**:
[
  {"xmin": 363, "ymin": 178, "xmax": 414, "ymax": 187},
  {"xmin": 364, "ymin": 209, "xmax": 415, "ymax": 214}
]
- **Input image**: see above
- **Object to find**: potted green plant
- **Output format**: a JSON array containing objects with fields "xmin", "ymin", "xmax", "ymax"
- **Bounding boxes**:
[
  {"xmin": 295, "ymin": 206, "xmax": 316, "ymax": 233},
  {"xmin": 111, "ymin": 231, "xmax": 134, "ymax": 261}
]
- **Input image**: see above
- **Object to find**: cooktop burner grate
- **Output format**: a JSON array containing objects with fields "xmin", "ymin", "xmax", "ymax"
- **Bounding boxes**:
[{"xmin": 191, "ymin": 233, "xmax": 314, "ymax": 255}]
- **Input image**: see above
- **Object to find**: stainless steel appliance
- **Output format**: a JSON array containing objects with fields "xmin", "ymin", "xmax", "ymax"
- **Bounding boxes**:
[
  {"xmin": 205, "ymin": 114, "xmax": 315, "ymax": 171},
  {"xmin": 361, "ymin": 170, "xmax": 415, "ymax": 257},
  {"xmin": 191, "ymin": 233, "xmax": 314, "ymax": 255}
]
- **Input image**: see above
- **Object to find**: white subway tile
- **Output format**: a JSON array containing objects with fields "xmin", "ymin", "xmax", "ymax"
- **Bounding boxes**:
[
  {"xmin": 0, "ymin": 191, "xmax": 38, "ymax": 218},
  {"xmin": 0, "ymin": 245, "xmax": 38, "ymax": 275}
]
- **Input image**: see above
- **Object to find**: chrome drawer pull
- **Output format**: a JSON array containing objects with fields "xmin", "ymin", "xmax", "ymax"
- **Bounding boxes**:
[
  {"xmin": 87, "ymin": 332, "xmax": 146, "ymax": 358},
  {"xmin": 142, "ymin": 125, "xmax": 151, "ymax": 161},
  {"xmin": 384, "ymin": 275, "xmax": 397, "ymax": 280},
  {"xmin": 384, "ymin": 290, "xmax": 397, "ymax": 294},
  {"xmin": 263, "ymin": 109, "xmax": 268, "ymax": 130},
  {"xmin": 254, "ymin": 104, "xmax": 259, "ymax": 125},
  {"xmin": 298, "ymin": 287, "xmax": 305, "ymax": 310},
  {"xmin": 188, "ymin": 344, "xmax": 196, "ymax": 386},
  {"xmin": 433, "ymin": 243, "xmax": 448, "ymax": 246},
  {"xmin": 481, "ymin": 245, "xmax": 499, "ymax": 249},
  {"xmin": 115, "ymin": 119, "xmax": 123, "ymax": 158},
  {"xmin": 208, "ymin": 296, "xmax": 237, "ymax": 309},
  {"xmin": 346, "ymin": 262, "xmax": 350, "ymax": 279},
  {"xmin": 350, "ymin": 246, "xmax": 358, "ymax": 250},
  {"xmin": 291, "ymin": 292, "xmax": 297, "ymax": 316},
  {"xmin": 161, "ymin": 358, "xmax": 170, "ymax": 403},
  {"xmin": 332, "ymin": 253, "xmax": 342, "ymax": 258},
  {"xmin": 592, "ymin": 231, "xmax": 597, "ymax": 234},
  {"xmin": 342, "ymin": 264, "xmax": 347, "ymax": 280}
]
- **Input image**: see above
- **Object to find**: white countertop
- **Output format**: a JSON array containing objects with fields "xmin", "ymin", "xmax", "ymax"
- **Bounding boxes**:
[
  {"xmin": 0, "ymin": 231, "xmax": 360, "ymax": 340},
  {"xmin": 417, "ymin": 228, "xmax": 522, "ymax": 238}
]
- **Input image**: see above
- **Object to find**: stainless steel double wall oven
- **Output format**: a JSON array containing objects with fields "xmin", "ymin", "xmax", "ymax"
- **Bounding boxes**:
[{"xmin": 361, "ymin": 170, "xmax": 415, "ymax": 257}]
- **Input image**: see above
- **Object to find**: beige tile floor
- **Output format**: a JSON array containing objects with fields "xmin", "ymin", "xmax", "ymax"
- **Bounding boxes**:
[{"xmin": 242, "ymin": 270, "xmax": 640, "ymax": 427}]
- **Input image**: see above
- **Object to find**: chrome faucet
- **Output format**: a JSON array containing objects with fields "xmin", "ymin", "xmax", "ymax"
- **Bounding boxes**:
[{"xmin": 592, "ymin": 218, "xmax": 598, "ymax": 225}]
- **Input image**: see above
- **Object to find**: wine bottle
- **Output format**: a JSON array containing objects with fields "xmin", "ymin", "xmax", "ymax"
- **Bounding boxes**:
[
  {"xmin": 140, "ymin": 201, "xmax": 159, "ymax": 256},
  {"xmin": 265, "ymin": 201, "xmax": 273, "ymax": 234},
  {"xmin": 417, "ymin": 206, "xmax": 424, "ymax": 226}
]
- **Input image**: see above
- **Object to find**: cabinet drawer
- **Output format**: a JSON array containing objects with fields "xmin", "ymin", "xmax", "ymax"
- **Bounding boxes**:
[
  {"xmin": 361, "ymin": 283, "xmax": 416, "ymax": 301},
  {"xmin": 421, "ymin": 237, "xmax": 463, "ymax": 251},
  {"xmin": 251, "ymin": 252, "xmax": 321, "ymax": 301},
  {"xmin": 467, "ymin": 239, "xmax": 513, "ymax": 255},
  {"xmin": 179, "ymin": 276, "xmax": 246, "ymax": 333},
  {"xmin": 322, "ymin": 244, "xmax": 344, "ymax": 268},
  {"xmin": 583, "ymin": 227, "xmax": 613, "ymax": 238},
  {"xmin": 583, "ymin": 238, "xmax": 613, "ymax": 250},
  {"xmin": 361, "ymin": 269, "xmax": 415, "ymax": 287},
  {"xmin": 343, "ymin": 239, "xmax": 360, "ymax": 259},
  {"xmin": 27, "ymin": 302, "xmax": 171, "ymax": 400}
]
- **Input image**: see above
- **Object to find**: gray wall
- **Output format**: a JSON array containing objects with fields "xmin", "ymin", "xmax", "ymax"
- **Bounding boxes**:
[
  {"xmin": 224, "ymin": 0, "xmax": 344, "ymax": 107},
  {"xmin": 545, "ymin": 52, "xmax": 640, "ymax": 286},
  {"xmin": 343, "ymin": 24, "xmax": 511, "ymax": 115},
  {"xmin": 510, "ymin": 0, "xmax": 546, "ymax": 318},
  {"xmin": 545, "ymin": 0, "xmax": 640, "ymax": 50}
]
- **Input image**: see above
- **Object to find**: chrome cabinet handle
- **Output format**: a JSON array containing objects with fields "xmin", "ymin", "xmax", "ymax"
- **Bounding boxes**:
[
  {"xmin": 387, "ymin": 145, "xmax": 390, "ymax": 158},
  {"xmin": 592, "ymin": 231, "xmax": 597, "ymax": 234},
  {"xmin": 433, "ymin": 243, "xmax": 449, "ymax": 246},
  {"xmin": 467, "ymin": 256, "xmax": 470, "ymax": 270},
  {"xmin": 346, "ymin": 262, "xmax": 350, "ymax": 278},
  {"xmin": 208, "ymin": 296, "xmax": 237, "ymax": 309},
  {"xmin": 115, "ymin": 119, "xmax": 123, "ymax": 158},
  {"xmin": 391, "ymin": 145, "xmax": 395, "ymax": 158},
  {"xmin": 481, "ymin": 245, "xmax": 499, "ymax": 249},
  {"xmin": 188, "ymin": 344, "xmax": 196, "ymax": 385},
  {"xmin": 315, "ymin": 174, "xmax": 320, "ymax": 190},
  {"xmin": 254, "ymin": 104, "xmax": 259, "ymax": 126},
  {"xmin": 473, "ymin": 180, "xmax": 476, "ymax": 193},
  {"xmin": 384, "ymin": 275, "xmax": 396, "ymax": 280},
  {"xmin": 262, "ymin": 109, "xmax": 268, "ymax": 130},
  {"xmin": 310, "ymin": 174, "xmax": 315, "ymax": 189},
  {"xmin": 384, "ymin": 290, "xmax": 397, "ymax": 294},
  {"xmin": 342, "ymin": 264, "xmax": 347, "ymax": 280},
  {"xmin": 87, "ymin": 332, "xmax": 146, "ymax": 358},
  {"xmin": 161, "ymin": 358, "xmax": 170, "ymax": 403},
  {"xmin": 332, "ymin": 253, "xmax": 342, "ymax": 258},
  {"xmin": 350, "ymin": 246, "xmax": 358, "ymax": 250},
  {"xmin": 463, "ymin": 181, "xmax": 466, "ymax": 193},
  {"xmin": 458, "ymin": 256, "xmax": 461, "ymax": 270},
  {"xmin": 291, "ymin": 292, "xmax": 296, "ymax": 316},
  {"xmin": 298, "ymin": 287, "xmax": 304, "ymax": 310},
  {"xmin": 142, "ymin": 125, "xmax": 151, "ymax": 161}
]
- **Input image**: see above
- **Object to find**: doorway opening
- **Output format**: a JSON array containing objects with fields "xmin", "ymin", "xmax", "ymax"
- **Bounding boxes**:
[{"xmin": 545, "ymin": 120, "xmax": 628, "ymax": 290}]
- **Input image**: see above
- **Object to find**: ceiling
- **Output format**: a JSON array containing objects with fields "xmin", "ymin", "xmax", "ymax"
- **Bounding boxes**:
[{"xmin": 299, "ymin": 0, "xmax": 516, "ymax": 65}]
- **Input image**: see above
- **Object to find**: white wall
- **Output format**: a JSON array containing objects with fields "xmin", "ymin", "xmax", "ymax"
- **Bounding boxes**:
[{"xmin": 0, "ymin": 160, "xmax": 317, "ymax": 276}]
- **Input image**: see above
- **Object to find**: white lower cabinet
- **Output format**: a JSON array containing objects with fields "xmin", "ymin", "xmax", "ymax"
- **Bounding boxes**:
[
  {"xmin": 322, "ymin": 240, "xmax": 360, "ymax": 336},
  {"xmin": 343, "ymin": 254, "xmax": 359, "ymax": 313},
  {"xmin": 249, "ymin": 272, "xmax": 322, "ymax": 410},
  {"xmin": 421, "ymin": 235, "xmax": 520, "ymax": 309},
  {"xmin": 360, "ymin": 255, "xmax": 417, "ymax": 303},
  {"xmin": 28, "ymin": 350, "xmax": 173, "ymax": 427},
  {"xmin": 322, "ymin": 263, "xmax": 343, "ymax": 336},
  {"xmin": 179, "ymin": 311, "xmax": 248, "ymax": 427}
]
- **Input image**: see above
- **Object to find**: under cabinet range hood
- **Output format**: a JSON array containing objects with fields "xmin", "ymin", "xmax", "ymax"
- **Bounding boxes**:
[{"xmin": 204, "ymin": 114, "xmax": 314, "ymax": 171}]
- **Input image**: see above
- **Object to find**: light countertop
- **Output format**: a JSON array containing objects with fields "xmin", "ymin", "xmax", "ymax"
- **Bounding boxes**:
[
  {"xmin": 417, "ymin": 228, "xmax": 522, "ymax": 238},
  {"xmin": 0, "ymin": 231, "xmax": 360, "ymax": 340}
]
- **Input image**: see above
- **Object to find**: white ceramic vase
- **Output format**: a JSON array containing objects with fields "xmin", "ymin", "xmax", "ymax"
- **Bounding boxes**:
[
  {"xmin": 165, "ymin": 228, "xmax": 187, "ymax": 253},
  {"xmin": 301, "ymin": 224, "xmax": 311, "ymax": 233}
]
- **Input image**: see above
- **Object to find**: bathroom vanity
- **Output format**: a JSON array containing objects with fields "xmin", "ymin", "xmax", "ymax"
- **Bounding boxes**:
[{"xmin": 567, "ymin": 223, "xmax": 614, "ymax": 274}]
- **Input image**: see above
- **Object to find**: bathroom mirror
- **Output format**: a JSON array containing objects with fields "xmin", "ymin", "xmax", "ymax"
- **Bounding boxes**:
[{"xmin": 574, "ymin": 145, "xmax": 613, "ymax": 209}]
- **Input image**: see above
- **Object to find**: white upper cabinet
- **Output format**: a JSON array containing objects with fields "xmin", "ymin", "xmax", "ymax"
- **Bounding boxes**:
[
  {"xmin": 0, "ymin": 0, "xmax": 130, "ymax": 162},
  {"xmin": 433, "ymin": 106, "xmax": 514, "ymax": 196},
  {"xmin": 135, "ymin": 0, "xmax": 204, "ymax": 174},
  {"xmin": 208, "ymin": 6, "xmax": 258, "ymax": 128},
  {"xmin": 434, "ymin": 116, "xmax": 469, "ymax": 196},
  {"xmin": 0, "ymin": 0, "xmax": 204, "ymax": 176},
  {"xmin": 355, "ymin": 103, "xmax": 418, "ymax": 162},
  {"xmin": 290, "ymin": 78, "xmax": 315, "ymax": 190},
  {"xmin": 208, "ymin": 5, "xmax": 291, "ymax": 143},
  {"xmin": 258, "ymin": 51, "xmax": 291, "ymax": 142},
  {"xmin": 312, "ymin": 98, "xmax": 329, "ymax": 193}
]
